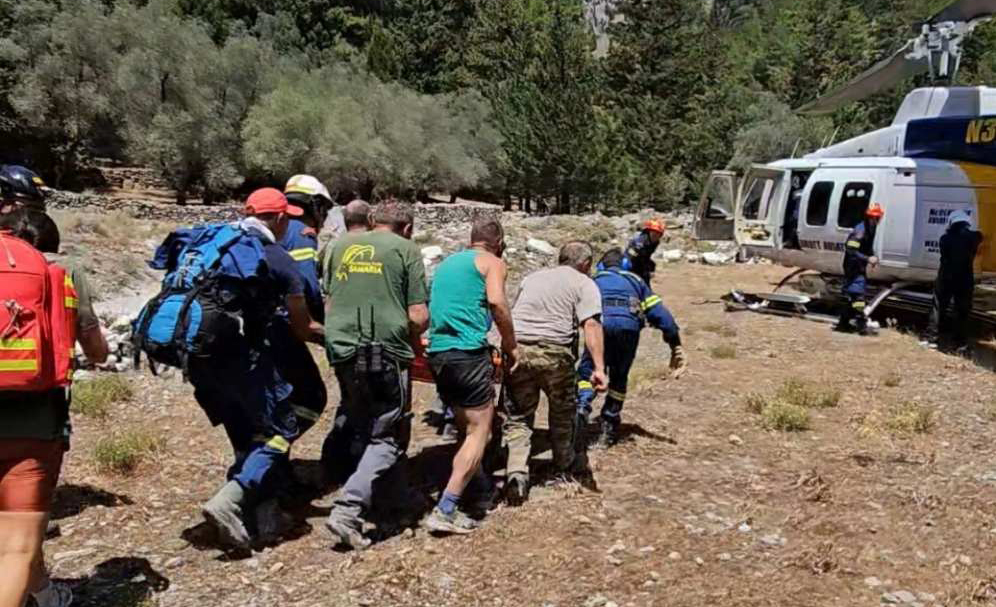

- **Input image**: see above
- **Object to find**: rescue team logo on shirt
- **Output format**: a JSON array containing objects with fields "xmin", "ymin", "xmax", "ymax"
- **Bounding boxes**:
[{"xmin": 335, "ymin": 244, "xmax": 382, "ymax": 280}]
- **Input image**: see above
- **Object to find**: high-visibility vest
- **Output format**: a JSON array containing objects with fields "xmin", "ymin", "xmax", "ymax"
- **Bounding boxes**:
[{"xmin": 0, "ymin": 232, "xmax": 78, "ymax": 391}]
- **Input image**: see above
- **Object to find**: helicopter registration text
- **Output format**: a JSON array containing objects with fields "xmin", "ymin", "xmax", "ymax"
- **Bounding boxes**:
[{"xmin": 965, "ymin": 119, "xmax": 996, "ymax": 144}]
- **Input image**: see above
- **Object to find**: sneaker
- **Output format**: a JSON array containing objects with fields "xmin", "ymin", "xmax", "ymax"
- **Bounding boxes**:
[
  {"xmin": 202, "ymin": 480, "xmax": 250, "ymax": 550},
  {"xmin": 325, "ymin": 513, "xmax": 371, "ymax": 551},
  {"xmin": 32, "ymin": 581, "xmax": 72, "ymax": 607},
  {"xmin": 505, "ymin": 472, "xmax": 530, "ymax": 507},
  {"xmin": 425, "ymin": 506, "xmax": 479, "ymax": 535}
]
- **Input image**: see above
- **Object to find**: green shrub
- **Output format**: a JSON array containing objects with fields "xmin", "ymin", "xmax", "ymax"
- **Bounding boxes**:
[
  {"xmin": 94, "ymin": 431, "xmax": 163, "ymax": 475},
  {"xmin": 885, "ymin": 401, "xmax": 934, "ymax": 435},
  {"xmin": 775, "ymin": 379, "xmax": 840, "ymax": 409},
  {"xmin": 760, "ymin": 400, "xmax": 811, "ymax": 431},
  {"xmin": 71, "ymin": 375, "xmax": 133, "ymax": 419}
]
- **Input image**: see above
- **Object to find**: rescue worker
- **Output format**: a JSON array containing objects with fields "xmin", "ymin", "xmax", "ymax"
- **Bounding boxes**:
[
  {"xmin": 322, "ymin": 201, "xmax": 428, "ymax": 551},
  {"xmin": 198, "ymin": 188, "xmax": 325, "ymax": 550},
  {"xmin": 926, "ymin": 210, "xmax": 984, "ymax": 349},
  {"xmin": 502, "ymin": 241, "xmax": 607, "ymax": 506},
  {"xmin": 835, "ymin": 203, "xmax": 884, "ymax": 335},
  {"xmin": 576, "ymin": 248, "xmax": 687, "ymax": 448},
  {"xmin": 0, "ymin": 165, "xmax": 47, "ymax": 214},
  {"xmin": 625, "ymin": 219, "xmax": 666, "ymax": 285}
]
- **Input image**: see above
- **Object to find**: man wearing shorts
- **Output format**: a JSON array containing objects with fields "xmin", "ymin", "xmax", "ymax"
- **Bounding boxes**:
[
  {"xmin": 424, "ymin": 218, "xmax": 518, "ymax": 535},
  {"xmin": 0, "ymin": 209, "xmax": 108, "ymax": 607}
]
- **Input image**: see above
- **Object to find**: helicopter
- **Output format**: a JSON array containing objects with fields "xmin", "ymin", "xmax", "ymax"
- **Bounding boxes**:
[{"xmin": 692, "ymin": 0, "xmax": 996, "ymax": 322}]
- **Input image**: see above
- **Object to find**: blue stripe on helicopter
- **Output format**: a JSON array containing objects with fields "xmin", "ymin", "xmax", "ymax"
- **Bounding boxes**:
[{"xmin": 905, "ymin": 116, "xmax": 996, "ymax": 165}]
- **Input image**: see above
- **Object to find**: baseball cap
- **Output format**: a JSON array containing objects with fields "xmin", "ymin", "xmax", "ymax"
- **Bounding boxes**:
[{"xmin": 244, "ymin": 187, "xmax": 304, "ymax": 217}]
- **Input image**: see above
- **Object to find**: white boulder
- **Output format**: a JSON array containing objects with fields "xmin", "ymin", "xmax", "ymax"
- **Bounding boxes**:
[{"xmin": 527, "ymin": 238, "xmax": 557, "ymax": 256}]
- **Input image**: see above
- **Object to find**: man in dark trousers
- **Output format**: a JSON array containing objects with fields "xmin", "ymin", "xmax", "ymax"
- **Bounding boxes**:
[
  {"xmin": 625, "ymin": 219, "xmax": 666, "ymax": 286},
  {"xmin": 835, "ymin": 203, "xmax": 883, "ymax": 335},
  {"xmin": 926, "ymin": 210, "xmax": 983, "ymax": 349}
]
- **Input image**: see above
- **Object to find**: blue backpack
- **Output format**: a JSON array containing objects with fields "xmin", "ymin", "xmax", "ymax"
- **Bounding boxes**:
[{"xmin": 132, "ymin": 223, "xmax": 268, "ymax": 371}]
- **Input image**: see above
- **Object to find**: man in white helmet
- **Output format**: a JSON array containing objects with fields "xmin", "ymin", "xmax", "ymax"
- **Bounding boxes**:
[{"xmin": 925, "ymin": 209, "xmax": 984, "ymax": 350}]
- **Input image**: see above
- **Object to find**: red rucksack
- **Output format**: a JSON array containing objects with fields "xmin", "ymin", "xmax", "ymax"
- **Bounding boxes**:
[{"xmin": 0, "ymin": 232, "xmax": 77, "ymax": 391}]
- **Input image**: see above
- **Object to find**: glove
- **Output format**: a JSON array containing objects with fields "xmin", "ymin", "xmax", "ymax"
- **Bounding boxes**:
[{"xmin": 669, "ymin": 345, "xmax": 688, "ymax": 379}]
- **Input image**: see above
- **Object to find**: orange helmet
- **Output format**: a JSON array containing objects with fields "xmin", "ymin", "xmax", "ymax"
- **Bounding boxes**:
[
  {"xmin": 865, "ymin": 203, "xmax": 884, "ymax": 219},
  {"xmin": 643, "ymin": 219, "xmax": 666, "ymax": 234}
]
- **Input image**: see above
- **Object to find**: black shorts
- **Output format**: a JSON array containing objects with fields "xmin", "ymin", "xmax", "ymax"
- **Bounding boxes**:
[{"xmin": 428, "ymin": 348, "xmax": 495, "ymax": 409}]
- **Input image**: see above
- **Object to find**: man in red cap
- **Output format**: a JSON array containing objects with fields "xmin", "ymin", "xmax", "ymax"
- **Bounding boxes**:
[{"xmin": 198, "ymin": 187, "xmax": 325, "ymax": 550}]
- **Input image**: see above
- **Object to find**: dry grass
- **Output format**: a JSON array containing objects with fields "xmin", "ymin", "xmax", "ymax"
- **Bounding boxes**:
[
  {"xmin": 710, "ymin": 344, "xmax": 737, "ymax": 359},
  {"xmin": 775, "ymin": 379, "xmax": 841, "ymax": 409},
  {"xmin": 760, "ymin": 400, "xmax": 811, "ymax": 431},
  {"xmin": 859, "ymin": 401, "xmax": 935, "ymax": 437},
  {"xmin": 882, "ymin": 371, "xmax": 902, "ymax": 388},
  {"xmin": 93, "ymin": 430, "xmax": 164, "ymax": 475},
  {"xmin": 701, "ymin": 323, "xmax": 737, "ymax": 338},
  {"xmin": 984, "ymin": 398, "xmax": 996, "ymax": 421},
  {"xmin": 71, "ymin": 374, "xmax": 134, "ymax": 419}
]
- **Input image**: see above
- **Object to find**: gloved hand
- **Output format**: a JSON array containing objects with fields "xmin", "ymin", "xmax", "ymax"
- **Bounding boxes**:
[{"xmin": 669, "ymin": 345, "xmax": 688, "ymax": 379}]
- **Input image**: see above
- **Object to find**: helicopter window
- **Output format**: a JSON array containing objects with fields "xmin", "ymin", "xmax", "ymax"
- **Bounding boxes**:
[
  {"xmin": 837, "ymin": 182, "xmax": 873, "ymax": 229},
  {"xmin": 805, "ymin": 181, "xmax": 834, "ymax": 226},
  {"xmin": 704, "ymin": 175, "xmax": 735, "ymax": 220},
  {"xmin": 741, "ymin": 177, "xmax": 772, "ymax": 221}
]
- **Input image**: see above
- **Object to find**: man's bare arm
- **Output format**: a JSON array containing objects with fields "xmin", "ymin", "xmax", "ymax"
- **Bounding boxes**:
[
  {"xmin": 481, "ymin": 255, "xmax": 517, "ymax": 358},
  {"xmin": 408, "ymin": 303, "xmax": 429, "ymax": 335},
  {"xmin": 287, "ymin": 294, "xmax": 325, "ymax": 344},
  {"xmin": 581, "ymin": 316, "xmax": 607, "ymax": 390},
  {"xmin": 77, "ymin": 325, "xmax": 108, "ymax": 364}
]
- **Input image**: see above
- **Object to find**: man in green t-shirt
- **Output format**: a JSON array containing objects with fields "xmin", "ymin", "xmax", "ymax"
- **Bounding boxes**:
[{"xmin": 321, "ymin": 201, "xmax": 428, "ymax": 551}]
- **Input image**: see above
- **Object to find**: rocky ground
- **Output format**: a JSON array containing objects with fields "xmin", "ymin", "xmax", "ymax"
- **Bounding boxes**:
[{"xmin": 36, "ymin": 200, "xmax": 996, "ymax": 607}]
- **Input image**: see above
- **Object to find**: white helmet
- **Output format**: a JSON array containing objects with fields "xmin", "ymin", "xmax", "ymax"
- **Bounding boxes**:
[
  {"xmin": 284, "ymin": 174, "xmax": 332, "ymax": 203},
  {"xmin": 948, "ymin": 209, "xmax": 974, "ymax": 228}
]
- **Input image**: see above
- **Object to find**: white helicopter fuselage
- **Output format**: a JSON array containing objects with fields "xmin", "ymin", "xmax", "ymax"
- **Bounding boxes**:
[{"xmin": 693, "ymin": 88, "xmax": 996, "ymax": 285}]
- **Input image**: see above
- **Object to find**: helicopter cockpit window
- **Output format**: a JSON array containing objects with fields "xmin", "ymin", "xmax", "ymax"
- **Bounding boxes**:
[
  {"xmin": 837, "ymin": 182, "xmax": 873, "ymax": 229},
  {"xmin": 741, "ymin": 177, "xmax": 773, "ymax": 221},
  {"xmin": 805, "ymin": 181, "xmax": 834, "ymax": 226}
]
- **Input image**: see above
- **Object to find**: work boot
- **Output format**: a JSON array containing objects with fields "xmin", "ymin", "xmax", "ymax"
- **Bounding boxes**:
[
  {"xmin": 325, "ymin": 510, "xmax": 371, "ymax": 551},
  {"xmin": 593, "ymin": 419, "xmax": 619, "ymax": 450},
  {"xmin": 505, "ymin": 472, "xmax": 530, "ymax": 507},
  {"xmin": 425, "ymin": 506, "xmax": 480, "ymax": 535},
  {"xmin": 202, "ymin": 480, "xmax": 251, "ymax": 550}
]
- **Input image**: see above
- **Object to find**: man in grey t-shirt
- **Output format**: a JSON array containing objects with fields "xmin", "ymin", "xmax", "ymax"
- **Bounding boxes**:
[{"xmin": 502, "ymin": 241, "xmax": 607, "ymax": 505}]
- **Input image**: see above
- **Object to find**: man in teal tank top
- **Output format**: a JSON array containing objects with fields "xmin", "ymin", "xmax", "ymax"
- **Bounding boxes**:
[{"xmin": 424, "ymin": 218, "xmax": 518, "ymax": 535}]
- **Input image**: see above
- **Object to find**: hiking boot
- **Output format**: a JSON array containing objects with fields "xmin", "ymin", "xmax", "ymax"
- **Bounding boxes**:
[
  {"xmin": 202, "ymin": 480, "xmax": 250, "ymax": 550},
  {"xmin": 425, "ymin": 506, "xmax": 479, "ymax": 536},
  {"xmin": 505, "ymin": 472, "xmax": 530, "ymax": 507},
  {"xmin": 32, "ymin": 581, "xmax": 72, "ymax": 607},
  {"xmin": 325, "ymin": 511, "xmax": 371, "ymax": 551},
  {"xmin": 593, "ymin": 419, "xmax": 618, "ymax": 450}
]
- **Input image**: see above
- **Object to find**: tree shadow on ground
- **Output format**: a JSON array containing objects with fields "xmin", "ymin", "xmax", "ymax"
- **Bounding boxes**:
[
  {"xmin": 51, "ymin": 484, "xmax": 133, "ymax": 520},
  {"xmin": 58, "ymin": 557, "xmax": 168, "ymax": 607}
]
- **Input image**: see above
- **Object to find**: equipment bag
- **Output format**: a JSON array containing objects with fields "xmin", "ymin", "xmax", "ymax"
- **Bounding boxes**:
[
  {"xmin": 0, "ymin": 233, "xmax": 77, "ymax": 391},
  {"xmin": 132, "ymin": 223, "xmax": 267, "ymax": 371}
]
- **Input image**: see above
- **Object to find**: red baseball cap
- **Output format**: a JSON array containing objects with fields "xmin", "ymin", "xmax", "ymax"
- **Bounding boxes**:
[{"xmin": 244, "ymin": 187, "xmax": 304, "ymax": 217}]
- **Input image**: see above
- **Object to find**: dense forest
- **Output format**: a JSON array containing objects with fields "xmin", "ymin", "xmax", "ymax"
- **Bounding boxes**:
[{"xmin": 1, "ymin": 0, "xmax": 995, "ymax": 212}]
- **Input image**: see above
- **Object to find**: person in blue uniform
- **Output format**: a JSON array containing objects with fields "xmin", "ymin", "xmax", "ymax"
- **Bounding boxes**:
[
  {"xmin": 625, "ymin": 219, "xmax": 666, "ymax": 286},
  {"xmin": 576, "ymin": 248, "xmax": 687, "ymax": 448},
  {"xmin": 835, "ymin": 204, "xmax": 883, "ymax": 335},
  {"xmin": 926, "ymin": 209, "xmax": 984, "ymax": 349}
]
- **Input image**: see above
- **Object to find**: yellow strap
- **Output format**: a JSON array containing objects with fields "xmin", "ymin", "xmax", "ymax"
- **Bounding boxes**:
[
  {"xmin": 846, "ymin": 240, "xmax": 861, "ymax": 249},
  {"xmin": 285, "ymin": 185, "xmax": 316, "ymax": 195},
  {"xmin": 607, "ymin": 389, "xmax": 626, "ymax": 401},
  {"xmin": 289, "ymin": 248, "xmax": 318, "ymax": 261},
  {"xmin": 578, "ymin": 380, "xmax": 593, "ymax": 390},
  {"xmin": 64, "ymin": 274, "xmax": 75, "ymax": 289},
  {"xmin": 0, "ymin": 338, "xmax": 36, "ymax": 350},
  {"xmin": 266, "ymin": 435, "xmax": 291, "ymax": 453},
  {"xmin": 852, "ymin": 301, "xmax": 866, "ymax": 310},
  {"xmin": 65, "ymin": 296, "xmax": 78, "ymax": 309},
  {"xmin": 641, "ymin": 295, "xmax": 662, "ymax": 311},
  {"xmin": 0, "ymin": 360, "xmax": 38, "ymax": 371},
  {"xmin": 292, "ymin": 405, "xmax": 320, "ymax": 422}
]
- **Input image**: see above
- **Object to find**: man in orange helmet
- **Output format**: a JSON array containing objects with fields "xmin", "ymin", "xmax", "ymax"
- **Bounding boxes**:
[
  {"xmin": 835, "ymin": 203, "xmax": 883, "ymax": 335},
  {"xmin": 625, "ymin": 219, "xmax": 666, "ymax": 285}
]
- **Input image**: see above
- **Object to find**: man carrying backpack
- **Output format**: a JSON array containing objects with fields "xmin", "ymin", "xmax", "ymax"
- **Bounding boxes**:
[
  {"xmin": 0, "ymin": 209, "xmax": 108, "ymax": 607},
  {"xmin": 136, "ymin": 188, "xmax": 323, "ymax": 549}
]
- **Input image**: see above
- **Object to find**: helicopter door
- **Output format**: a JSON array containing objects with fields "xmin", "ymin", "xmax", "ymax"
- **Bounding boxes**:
[
  {"xmin": 735, "ymin": 165, "xmax": 789, "ymax": 248},
  {"xmin": 693, "ymin": 170, "xmax": 738, "ymax": 241}
]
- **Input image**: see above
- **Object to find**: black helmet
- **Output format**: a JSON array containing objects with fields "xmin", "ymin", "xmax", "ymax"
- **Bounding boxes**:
[{"xmin": 0, "ymin": 165, "xmax": 47, "ymax": 207}]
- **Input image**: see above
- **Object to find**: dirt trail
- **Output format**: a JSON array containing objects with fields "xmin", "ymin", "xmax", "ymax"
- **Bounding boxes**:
[{"xmin": 46, "ymin": 262, "xmax": 996, "ymax": 607}]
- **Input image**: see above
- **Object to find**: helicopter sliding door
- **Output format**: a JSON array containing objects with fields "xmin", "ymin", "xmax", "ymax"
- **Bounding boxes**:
[
  {"xmin": 693, "ymin": 170, "xmax": 738, "ymax": 241},
  {"xmin": 734, "ymin": 165, "xmax": 788, "ymax": 249}
]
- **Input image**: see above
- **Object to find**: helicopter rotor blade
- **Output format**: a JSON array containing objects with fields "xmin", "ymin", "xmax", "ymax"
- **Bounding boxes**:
[
  {"xmin": 928, "ymin": 0, "xmax": 996, "ymax": 24},
  {"xmin": 796, "ymin": 41, "xmax": 927, "ymax": 115}
]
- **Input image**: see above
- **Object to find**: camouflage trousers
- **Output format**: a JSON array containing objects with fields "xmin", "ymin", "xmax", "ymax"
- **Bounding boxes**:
[{"xmin": 501, "ymin": 343, "xmax": 579, "ymax": 476}]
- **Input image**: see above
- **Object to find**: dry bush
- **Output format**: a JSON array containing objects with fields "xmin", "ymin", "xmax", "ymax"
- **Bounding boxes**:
[
  {"xmin": 710, "ymin": 344, "xmax": 737, "ymax": 359},
  {"xmin": 859, "ymin": 401, "xmax": 934, "ymax": 437},
  {"xmin": 775, "ymin": 379, "xmax": 840, "ymax": 409},
  {"xmin": 94, "ymin": 430, "xmax": 164, "ymax": 475},
  {"xmin": 882, "ymin": 371, "xmax": 902, "ymax": 388},
  {"xmin": 760, "ymin": 400, "xmax": 811, "ymax": 431},
  {"xmin": 71, "ymin": 374, "xmax": 133, "ymax": 419}
]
